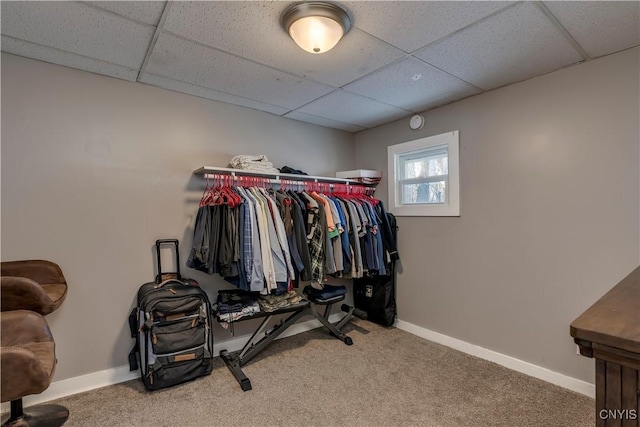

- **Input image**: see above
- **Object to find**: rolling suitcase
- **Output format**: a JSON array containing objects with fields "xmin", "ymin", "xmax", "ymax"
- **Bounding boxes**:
[{"xmin": 129, "ymin": 239, "xmax": 214, "ymax": 390}]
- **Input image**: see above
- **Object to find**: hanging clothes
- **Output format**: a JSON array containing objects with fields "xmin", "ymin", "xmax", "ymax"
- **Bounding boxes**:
[{"xmin": 187, "ymin": 177, "xmax": 396, "ymax": 295}]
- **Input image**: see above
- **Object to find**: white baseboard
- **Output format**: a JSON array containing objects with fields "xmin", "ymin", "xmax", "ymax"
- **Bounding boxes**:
[
  {"xmin": 1, "ymin": 364, "xmax": 140, "ymax": 413},
  {"xmin": 395, "ymin": 319, "xmax": 595, "ymax": 398},
  {"xmin": 2, "ymin": 313, "xmax": 342, "ymax": 413}
]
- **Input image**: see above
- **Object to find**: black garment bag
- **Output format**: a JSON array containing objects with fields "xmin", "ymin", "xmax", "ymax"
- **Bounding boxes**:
[{"xmin": 353, "ymin": 212, "xmax": 399, "ymax": 327}]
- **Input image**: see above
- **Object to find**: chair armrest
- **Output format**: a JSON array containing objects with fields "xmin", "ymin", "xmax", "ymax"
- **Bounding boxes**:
[
  {"xmin": 1, "ymin": 276, "xmax": 53, "ymax": 313},
  {"xmin": 1, "ymin": 260, "xmax": 66, "ymax": 285}
]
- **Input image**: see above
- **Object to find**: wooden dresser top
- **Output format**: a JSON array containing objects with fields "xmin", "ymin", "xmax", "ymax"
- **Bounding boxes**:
[{"xmin": 570, "ymin": 267, "xmax": 640, "ymax": 354}]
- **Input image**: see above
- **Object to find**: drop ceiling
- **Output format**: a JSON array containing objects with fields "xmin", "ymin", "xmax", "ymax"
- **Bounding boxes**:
[{"xmin": 2, "ymin": 1, "xmax": 638, "ymax": 133}]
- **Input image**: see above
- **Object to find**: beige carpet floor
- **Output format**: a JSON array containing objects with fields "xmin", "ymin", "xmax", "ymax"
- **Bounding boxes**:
[{"xmin": 50, "ymin": 319, "xmax": 593, "ymax": 427}]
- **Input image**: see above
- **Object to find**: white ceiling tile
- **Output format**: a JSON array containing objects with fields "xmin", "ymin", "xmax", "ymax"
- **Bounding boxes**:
[
  {"xmin": 83, "ymin": 1, "xmax": 166, "ymax": 27},
  {"xmin": 544, "ymin": 1, "xmax": 640, "ymax": 58},
  {"xmin": 0, "ymin": 1, "xmax": 154, "ymax": 69},
  {"xmin": 343, "ymin": 57, "xmax": 482, "ymax": 111},
  {"xmin": 145, "ymin": 33, "xmax": 334, "ymax": 109},
  {"xmin": 163, "ymin": 1, "xmax": 404, "ymax": 87},
  {"xmin": 343, "ymin": 1, "xmax": 514, "ymax": 52},
  {"xmin": 139, "ymin": 73, "xmax": 290, "ymax": 115},
  {"xmin": 163, "ymin": 1, "xmax": 279, "ymax": 46},
  {"xmin": 295, "ymin": 90, "xmax": 411, "ymax": 128},
  {"xmin": 414, "ymin": 2, "xmax": 584, "ymax": 90},
  {"xmin": 1, "ymin": 35, "xmax": 139, "ymax": 81},
  {"xmin": 284, "ymin": 111, "xmax": 366, "ymax": 133}
]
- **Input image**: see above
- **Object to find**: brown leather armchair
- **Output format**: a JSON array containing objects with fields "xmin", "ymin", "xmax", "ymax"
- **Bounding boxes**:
[
  {"xmin": 1, "ymin": 310, "xmax": 69, "ymax": 426},
  {"xmin": 1, "ymin": 261, "xmax": 68, "ymax": 315}
]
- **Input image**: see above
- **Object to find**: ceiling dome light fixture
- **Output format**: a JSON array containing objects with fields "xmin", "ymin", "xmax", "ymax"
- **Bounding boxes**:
[{"xmin": 281, "ymin": 2, "xmax": 351, "ymax": 54}]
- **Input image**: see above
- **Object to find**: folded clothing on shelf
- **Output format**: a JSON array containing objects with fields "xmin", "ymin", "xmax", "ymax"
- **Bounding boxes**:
[
  {"xmin": 229, "ymin": 154, "xmax": 279, "ymax": 173},
  {"xmin": 279, "ymin": 166, "xmax": 308, "ymax": 175}
]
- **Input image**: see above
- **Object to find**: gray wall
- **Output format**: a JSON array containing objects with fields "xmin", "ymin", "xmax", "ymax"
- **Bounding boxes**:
[
  {"xmin": 354, "ymin": 47, "xmax": 640, "ymax": 383},
  {"xmin": 1, "ymin": 53, "xmax": 355, "ymax": 381}
]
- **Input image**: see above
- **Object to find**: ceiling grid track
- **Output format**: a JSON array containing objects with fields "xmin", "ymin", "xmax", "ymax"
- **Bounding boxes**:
[
  {"xmin": 410, "ymin": 56, "xmax": 485, "ymax": 92},
  {"xmin": 141, "ymin": 70, "xmax": 291, "ymax": 113},
  {"xmin": 534, "ymin": 1, "xmax": 591, "ymax": 61},
  {"xmin": 406, "ymin": 1, "xmax": 522, "ymax": 57},
  {"xmin": 345, "ymin": 3, "xmax": 522, "ymax": 93},
  {"xmin": 330, "ymin": 51, "xmax": 484, "ymax": 94},
  {"xmin": 1, "ymin": 34, "xmax": 138, "ymax": 72},
  {"xmin": 161, "ymin": 30, "xmax": 340, "ymax": 90},
  {"xmin": 398, "ymin": 1, "xmax": 525, "ymax": 92},
  {"xmin": 285, "ymin": 84, "xmax": 413, "ymax": 124},
  {"xmin": 79, "ymin": 1, "xmax": 158, "ymax": 29},
  {"xmin": 137, "ymin": 1, "xmax": 173, "ymax": 82}
]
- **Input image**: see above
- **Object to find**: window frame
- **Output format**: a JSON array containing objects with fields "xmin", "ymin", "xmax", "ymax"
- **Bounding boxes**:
[{"xmin": 387, "ymin": 130, "xmax": 460, "ymax": 217}]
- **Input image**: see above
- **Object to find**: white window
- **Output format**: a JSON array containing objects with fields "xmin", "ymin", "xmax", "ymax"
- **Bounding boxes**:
[{"xmin": 388, "ymin": 131, "xmax": 460, "ymax": 216}]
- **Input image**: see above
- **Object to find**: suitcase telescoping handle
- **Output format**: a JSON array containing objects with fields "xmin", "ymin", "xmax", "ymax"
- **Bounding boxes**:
[
  {"xmin": 154, "ymin": 279, "xmax": 185, "ymax": 289},
  {"xmin": 155, "ymin": 239, "xmax": 181, "ymax": 283}
]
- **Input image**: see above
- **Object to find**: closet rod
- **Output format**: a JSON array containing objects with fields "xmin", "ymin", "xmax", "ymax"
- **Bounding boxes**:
[{"xmin": 193, "ymin": 166, "xmax": 374, "ymax": 187}]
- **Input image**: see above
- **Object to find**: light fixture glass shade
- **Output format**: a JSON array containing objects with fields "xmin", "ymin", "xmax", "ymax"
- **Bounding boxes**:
[
  {"xmin": 281, "ymin": 2, "xmax": 351, "ymax": 55},
  {"xmin": 289, "ymin": 15, "xmax": 344, "ymax": 54}
]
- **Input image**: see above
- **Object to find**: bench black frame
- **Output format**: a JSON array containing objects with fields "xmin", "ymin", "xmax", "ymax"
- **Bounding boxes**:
[{"xmin": 218, "ymin": 298, "xmax": 359, "ymax": 391}]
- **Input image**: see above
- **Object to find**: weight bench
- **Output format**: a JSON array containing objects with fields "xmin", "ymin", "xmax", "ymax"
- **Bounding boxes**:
[{"xmin": 218, "ymin": 285, "xmax": 367, "ymax": 391}]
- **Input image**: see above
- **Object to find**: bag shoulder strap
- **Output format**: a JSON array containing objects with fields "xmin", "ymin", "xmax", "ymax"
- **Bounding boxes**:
[{"xmin": 128, "ymin": 307, "xmax": 140, "ymax": 371}]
